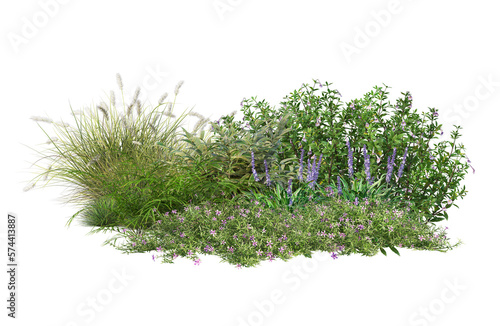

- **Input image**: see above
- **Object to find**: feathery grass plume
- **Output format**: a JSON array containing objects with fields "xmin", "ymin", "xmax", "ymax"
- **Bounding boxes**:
[
  {"xmin": 152, "ymin": 113, "xmax": 161, "ymax": 126},
  {"xmin": 166, "ymin": 102, "xmax": 173, "ymax": 115},
  {"xmin": 188, "ymin": 111, "xmax": 206, "ymax": 120},
  {"xmin": 136, "ymin": 99, "xmax": 142, "ymax": 116},
  {"xmin": 43, "ymin": 165, "xmax": 52, "ymax": 181},
  {"xmin": 193, "ymin": 117, "xmax": 210, "ymax": 132},
  {"xmin": 158, "ymin": 92, "xmax": 168, "ymax": 104},
  {"xmin": 229, "ymin": 110, "xmax": 237, "ymax": 117},
  {"xmin": 116, "ymin": 73, "xmax": 123, "ymax": 91},
  {"xmin": 174, "ymin": 81, "xmax": 184, "ymax": 96},
  {"xmin": 45, "ymin": 137, "xmax": 58, "ymax": 144},
  {"xmin": 100, "ymin": 101, "xmax": 109, "ymax": 111},
  {"xmin": 133, "ymin": 87, "xmax": 141, "ymax": 103},
  {"xmin": 71, "ymin": 110, "xmax": 83, "ymax": 117},
  {"xmin": 97, "ymin": 104, "xmax": 109, "ymax": 120},
  {"xmin": 87, "ymin": 154, "xmax": 101, "ymax": 167},
  {"xmin": 120, "ymin": 114, "xmax": 130, "ymax": 132},
  {"xmin": 55, "ymin": 121, "xmax": 72, "ymax": 128},
  {"xmin": 31, "ymin": 116, "xmax": 53, "ymax": 124},
  {"xmin": 110, "ymin": 90, "xmax": 116, "ymax": 107},
  {"xmin": 132, "ymin": 141, "xmax": 142, "ymax": 146},
  {"xmin": 23, "ymin": 182, "xmax": 36, "ymax": 192}
]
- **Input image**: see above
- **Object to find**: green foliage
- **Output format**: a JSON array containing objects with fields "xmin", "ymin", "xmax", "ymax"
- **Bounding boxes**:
[
  {"xmin": 106, "ymin": 195, "xmax": 461, "ymax": 268},
  {"xmin": 337, "ymin": 176, "xmax": 402, "ymax": 207},
  {"xmin": 239, "ymin": 179, "xmax": 333, "ymax": 214},
  {"xmin": 27, "ymin": 78, "xmax": 206, "ymax": 229},
  {"xmin": 240, "ymin": 80, "xmax": 473, "ymax": 223},
  {"xmin": 27, "ymin": 78, "xmax": 471, "ymax": 268},
  {"xmin": 173, "ymin": 109, "xmax": 299, "ymax": 200}
]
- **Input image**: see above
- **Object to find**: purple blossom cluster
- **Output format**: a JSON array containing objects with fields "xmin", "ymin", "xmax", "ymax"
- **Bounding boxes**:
[
  {"xmin": 306, "ymin": 154, "xmax": 323, "ymax": 189},
  {"xmin": 362, "ymin": 144, "xmax": 373, "ymax": 185},
  {"xmin": 396, "ymin": 146, "xmax": 409, "ymax": 182},
  {"xmin": 251, "ymin": 151, "xmax": 260, "ymax": 182},
  {"xmin": 386, "ymin": 148, "xmax": 397, "ymax": 183}
]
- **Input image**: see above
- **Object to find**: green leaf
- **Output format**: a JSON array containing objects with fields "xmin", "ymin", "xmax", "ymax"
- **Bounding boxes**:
[
  {"xmin": 380, "ymin": 247, "xmax": 387, "ymax": 256},
  {"xmin": 389, "ymin": 246, "xmax": 400, "ymax": 256}
]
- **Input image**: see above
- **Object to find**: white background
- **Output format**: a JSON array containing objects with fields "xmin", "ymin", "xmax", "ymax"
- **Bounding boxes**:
[{"xmin": 1, "ymin": 1, "xmax": 499, "ymax": 325}]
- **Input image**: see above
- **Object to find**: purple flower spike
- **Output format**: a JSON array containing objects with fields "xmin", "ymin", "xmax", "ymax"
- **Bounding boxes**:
[
  {"xmin": 287, "ymin": 179, "xmax": 293, "ymax": 197},
  {"xmin": 386, "ymin": 148, "xmax": 397, "ymax": 183},
  {"xmin": 251, "ymin": 151, "xmax": 260, "ymax": 182},
  {"xmin": 264, "ymin": 159, "xmax": 271, "ymax": 187},
  {"xmin": 337, "ymin": 176, "xmax": 342, "ymax": 196},
  {"xmin": 363, "ymin": 145, "xmax": 372, "ymax": 186},
  {"xmin": 397, "ymin": 147, "xmax": 409, "ymax": 180}
]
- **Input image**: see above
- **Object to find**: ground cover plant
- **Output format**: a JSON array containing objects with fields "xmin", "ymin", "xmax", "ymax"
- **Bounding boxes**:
[{"xmin": 26, "ymin": 77, "xmax": 473, "ymax": 268}]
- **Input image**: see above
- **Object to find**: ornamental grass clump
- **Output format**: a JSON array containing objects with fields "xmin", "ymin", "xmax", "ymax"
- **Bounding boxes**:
[{"xmin": 26, "ymin": 75, "xmax": 212, "ymax": 229}]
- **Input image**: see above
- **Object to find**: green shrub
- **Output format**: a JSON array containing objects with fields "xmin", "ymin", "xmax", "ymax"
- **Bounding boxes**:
[{"xmin": 239, "ymin": 81, "xmax": 473, "ymax": 223}]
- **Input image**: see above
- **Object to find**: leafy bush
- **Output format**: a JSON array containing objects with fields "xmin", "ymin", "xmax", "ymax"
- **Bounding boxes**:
[
  {"xmin": 239, "ymin": 80, "xmax": 474, "ymax": 223},
  {"xmin": 173, "ymin": 109, "xmax": 300, "ymax": 201}
]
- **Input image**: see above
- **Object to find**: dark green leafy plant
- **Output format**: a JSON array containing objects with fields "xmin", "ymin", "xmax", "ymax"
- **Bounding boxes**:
[
  {"xmin": 172, "ymin": 109, "xmax": 299, "ymax": 201},
  {"xmin": 240, "ymin": 80, "xmax": 474, "ymax": 223}
]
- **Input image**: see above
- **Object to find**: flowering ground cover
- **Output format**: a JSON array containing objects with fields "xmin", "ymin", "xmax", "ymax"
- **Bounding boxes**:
[{"xmin": 26, "ymin": 76, "xmax": 472, "ymax": 268}]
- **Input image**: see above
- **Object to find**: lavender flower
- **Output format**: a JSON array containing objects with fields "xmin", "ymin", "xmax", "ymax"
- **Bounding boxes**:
[
  {"xmin": 347, "ymin": 140, "xmax": 354, "ymax": 179},
  {"xmin": 396, "ymin": 147, "xmax": 409, "ymax": 181},
  {"xmin": 337, "ymin": 176, "xmax": 342, "ymax": 196},
  {"xmin": 287, "ymin": 179, "xmax": 293, "ymax": 197},
  {"xmin": 354, "ymin": 197, "xmax": 359, "ymax": 206},
  {"xmin": 264, "ymin": 159, "xmax": 271, "ymax": 187},
  {"xmin": 362, "ymin": 145, "xmax": 372, "ymax": 185},
  {"xmin": 307, "ymin": 158, "xmax": 312, "ymax": 182},
  {"xmin": 251, "ymin": 151, "xmax": 260, "ymax": 182},
  {"xmin": 386, "ymin": 148, "xmax": 397, "ymax": 183}
]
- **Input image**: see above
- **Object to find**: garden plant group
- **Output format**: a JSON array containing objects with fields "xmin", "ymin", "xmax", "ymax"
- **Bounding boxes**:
[{"xmin": 26, "ymin": 76, "xmax": 474, "ymax": 268}]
